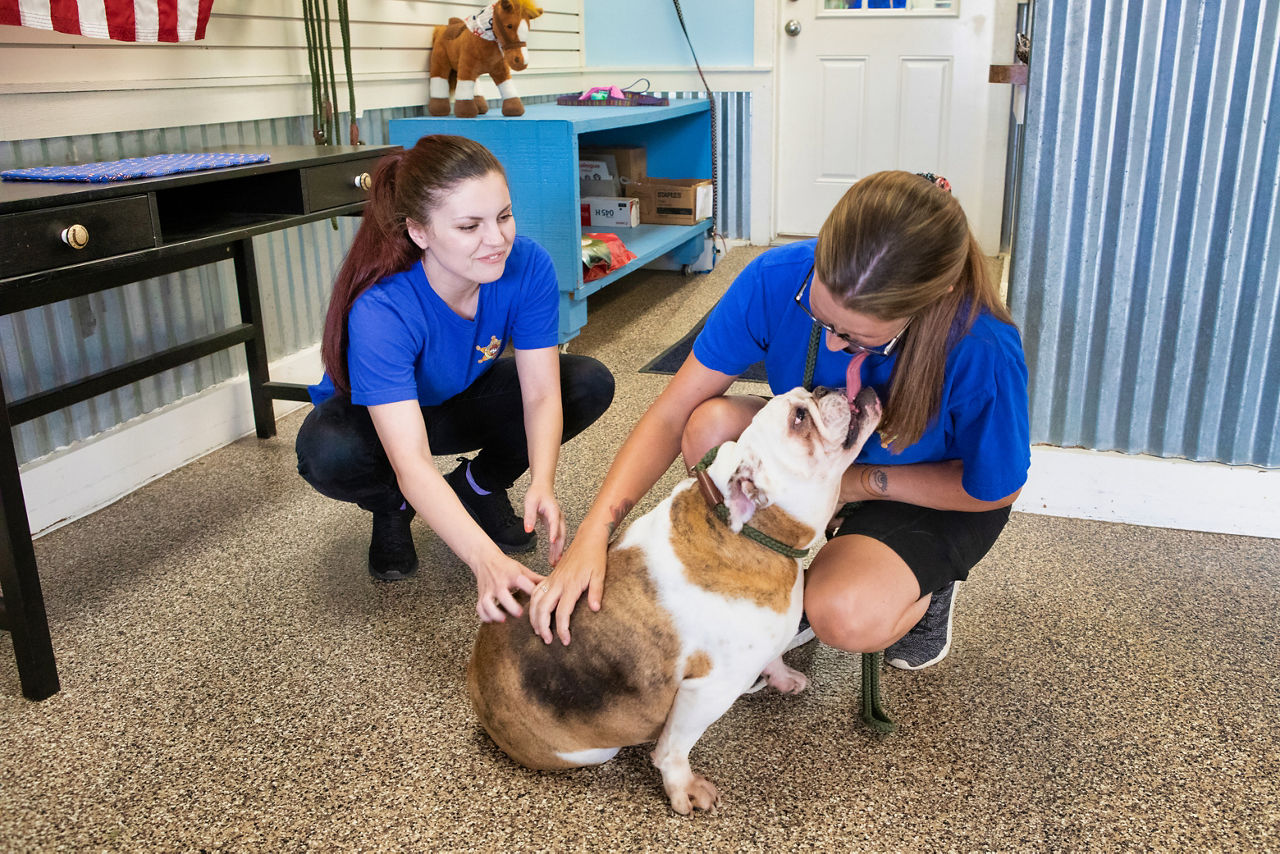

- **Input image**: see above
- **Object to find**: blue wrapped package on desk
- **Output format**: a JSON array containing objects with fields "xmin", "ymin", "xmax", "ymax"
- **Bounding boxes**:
[{"xmin": 2, "ymin": 152, "xmax": 271, "ymax": 183}]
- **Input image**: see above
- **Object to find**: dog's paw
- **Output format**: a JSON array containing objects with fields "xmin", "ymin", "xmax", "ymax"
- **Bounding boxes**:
[
  {"xmin": 762, "ymin": 659, "xmax": 808, "ymax": 695},
  {"xmin": 666, "ymin": 773, "xmax": 720, "ymax": 815}
]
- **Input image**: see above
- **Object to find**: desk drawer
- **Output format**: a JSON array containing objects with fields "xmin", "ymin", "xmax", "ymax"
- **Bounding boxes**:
[
  {"xmin": 2, "ymin": 195, "xmax": 156, "ymax": 278},
  {"xmin": 302, "ymin": 156, "xmax": 384, "ymax": 212}
]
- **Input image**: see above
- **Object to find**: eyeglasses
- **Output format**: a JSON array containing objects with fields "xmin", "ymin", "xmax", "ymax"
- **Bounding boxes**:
[{"xmin": 793, "ymin": 267, "xmax": 912, "ymax": 357}]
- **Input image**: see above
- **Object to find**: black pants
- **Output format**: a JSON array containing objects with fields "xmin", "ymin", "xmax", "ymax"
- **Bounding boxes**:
[{"xmin": 295, "ymin": 354, "xmax": 614, "ymax": 514}]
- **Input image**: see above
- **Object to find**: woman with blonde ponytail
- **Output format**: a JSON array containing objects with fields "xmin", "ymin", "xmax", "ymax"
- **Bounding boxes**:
[
  {"xmin": 296, "ymin": 135, "xmax": 613, "ymax": 623},
  {"xmin": 531, "ymin": 171, "xmax": 1028, "ymax": 675}
]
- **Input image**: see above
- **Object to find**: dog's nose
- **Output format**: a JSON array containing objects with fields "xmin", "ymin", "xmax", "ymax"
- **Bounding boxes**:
[{"xmin": 812, "ymin": 386, "xmax": 832, "ymax": 399}]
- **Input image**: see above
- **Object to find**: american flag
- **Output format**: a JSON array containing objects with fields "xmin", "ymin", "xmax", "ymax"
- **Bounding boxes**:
[{"xmin": 0, "ymin": 1, "xmax": 215, "ymax": 42}]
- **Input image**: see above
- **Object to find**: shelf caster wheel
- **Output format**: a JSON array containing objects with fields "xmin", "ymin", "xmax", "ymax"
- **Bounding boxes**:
[{"xmin": 681, "ymin": 264, "xmax": 693, "ymax": 277}]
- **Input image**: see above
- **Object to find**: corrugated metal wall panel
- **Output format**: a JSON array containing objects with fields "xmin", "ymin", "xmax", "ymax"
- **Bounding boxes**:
[
  {"xmin": 1010, "ymin": 0, "xmax": 1279, "ymax": 467},
  {"xmin": 660, "ymin": 90, "xmax": 751, "ymax": 240},
  {"xmin": 3, "ymin": 96, "xmax": 752, "ymax": 466}
]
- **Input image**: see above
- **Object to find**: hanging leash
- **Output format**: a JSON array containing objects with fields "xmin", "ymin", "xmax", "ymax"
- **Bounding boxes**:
[
  {"xmin": 302, "ymin": 0, "xmax": 325, "ymax": 144},
  {"xmin": 800, "ymin": 319, "xmax": 896, "ymax": 734},
  {"xmin": 303, "ymin": 0, "xmax": 359, "ymax": 146},
  {"xmin": 337, "ymin": 0, "xmax": 358, "ymax": 144}
]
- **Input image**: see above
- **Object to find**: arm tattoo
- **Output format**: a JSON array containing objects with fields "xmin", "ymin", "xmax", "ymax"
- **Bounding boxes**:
[
  {"xmin": 607, "ymin": 499, "xmax": 635, "ymax": 536},
  {"xmin": 860, "ymin": 466, "xmax": 890, "ymax": 497}
]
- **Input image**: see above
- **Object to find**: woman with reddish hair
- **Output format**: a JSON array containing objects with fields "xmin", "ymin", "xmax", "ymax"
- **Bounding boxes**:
[{"xmin": 296, "ymin": 135, "xmax": 613, "ymax": 622}]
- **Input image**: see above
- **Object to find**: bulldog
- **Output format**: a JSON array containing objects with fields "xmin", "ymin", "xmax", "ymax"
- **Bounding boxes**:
[{"xmin": 467, "ymin": 384, "xmax": 882, "ymax": 814}]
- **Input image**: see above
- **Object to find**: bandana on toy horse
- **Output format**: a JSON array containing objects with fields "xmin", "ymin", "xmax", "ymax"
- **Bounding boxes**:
[{"xmin": 428, "ymin": 0, "xmax": 543, "ymax": 118}]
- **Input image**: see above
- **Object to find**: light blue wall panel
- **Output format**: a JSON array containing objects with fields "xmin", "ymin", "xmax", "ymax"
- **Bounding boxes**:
[
  {"xmin": 583, "ymin": 0, "xmax": 755, "ymax": 67},
  {"xmin": 1010, "ymin": 0, "xmax": 1279, "ymax": 467}
]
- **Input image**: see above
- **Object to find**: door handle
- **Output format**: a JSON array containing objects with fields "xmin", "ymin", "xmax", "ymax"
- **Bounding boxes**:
[{"xmin": 784, "ymin": 20, "xmax": 801, "ymax": 37}]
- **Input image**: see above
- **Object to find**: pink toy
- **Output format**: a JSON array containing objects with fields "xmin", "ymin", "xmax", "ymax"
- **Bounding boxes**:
[{"xmin": 579, "ymin": 86, "xmax": 628, "ymax": 101}]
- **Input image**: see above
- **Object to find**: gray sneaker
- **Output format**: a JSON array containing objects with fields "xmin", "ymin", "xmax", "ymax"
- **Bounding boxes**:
[{"xmin": 884, "ymin": 582, "xmax": 958, "ymax": 670}]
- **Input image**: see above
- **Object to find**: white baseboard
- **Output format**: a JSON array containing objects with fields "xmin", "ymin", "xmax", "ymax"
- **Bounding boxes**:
[
  {"xmin": 20, "ymin": 348, "xmax": 1278, "ymax": 541},
  {"xmin": 1019, "ymin": 445, "xmax": 1278, "ymax": 539},
  {"xmin": 21, "ymin": 346, "xmax": 323, "ymax": 537}
]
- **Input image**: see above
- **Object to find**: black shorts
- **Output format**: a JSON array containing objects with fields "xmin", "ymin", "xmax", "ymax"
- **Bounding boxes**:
[{"xmin": 829, "ymin": 500, "xmax": 1011, "ymax": 598}]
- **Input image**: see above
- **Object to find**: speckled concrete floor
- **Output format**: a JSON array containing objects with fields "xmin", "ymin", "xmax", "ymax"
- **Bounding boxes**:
[{"xmin": 3, "ymin": 246, "xmax": 1278, "ymax": 851}]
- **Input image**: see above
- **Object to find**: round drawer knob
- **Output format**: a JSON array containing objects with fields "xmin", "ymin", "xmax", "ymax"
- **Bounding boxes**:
[
  {"xmin": 61, "ymin": 224, "xmax": 89, "ymax": 250},
  {"xmin": 354, "ymin": 172, "xmax": 372, "ymax": 191}
]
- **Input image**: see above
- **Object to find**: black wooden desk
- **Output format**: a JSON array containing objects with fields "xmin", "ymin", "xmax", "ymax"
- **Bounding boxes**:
[{"xmin": 0, "ymin": 143, "xmax": 398, "ymax": 700}]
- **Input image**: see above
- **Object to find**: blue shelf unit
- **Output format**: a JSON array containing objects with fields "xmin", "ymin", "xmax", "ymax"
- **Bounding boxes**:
[{"xmin": 389, "ymin": 99, "xmax": 714, "ymax": 344}]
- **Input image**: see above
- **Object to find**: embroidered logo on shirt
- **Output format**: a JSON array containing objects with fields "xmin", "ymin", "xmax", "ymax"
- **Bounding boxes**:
[{"xmin": 476, "ymin": 335, "xmax": 502, "ymax": 363}]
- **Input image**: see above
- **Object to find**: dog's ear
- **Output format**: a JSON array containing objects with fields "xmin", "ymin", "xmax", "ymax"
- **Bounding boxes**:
[{"xmin": 725, "ymin": 460, "xmax": 769, "ymax": 533}]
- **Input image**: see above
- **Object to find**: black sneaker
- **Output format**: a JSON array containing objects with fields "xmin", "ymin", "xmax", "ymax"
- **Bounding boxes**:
[
  {"xmin": 444, "ymin": 458, "xmax": 535, "ymax": 554},
  {"xmin": 884, "ymin": 581, "xmax": 958, "ymax": 670},
  {"xmin": 368, "ymin": 507, "xmax": 418, "ymax": 581}
]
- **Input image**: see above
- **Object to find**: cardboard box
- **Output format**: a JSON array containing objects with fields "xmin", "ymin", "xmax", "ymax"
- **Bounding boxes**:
[
  {"xmin": 579, "ymin": 145, "xmax": 647, "ymax": 182},
  {"xmin": 625, "ymin": 178, "xmax": 713, "ymax": 225},
  {"xmin": 580, "ymin": 196, "xmax": 640, "ymax": 228},
  {"xmin": 579, "ymin": 157, "xmax": 620, "ymax": 197}
]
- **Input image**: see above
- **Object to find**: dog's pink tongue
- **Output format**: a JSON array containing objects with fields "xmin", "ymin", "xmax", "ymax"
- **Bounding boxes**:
[{"xmin": 845, "ymin": 351, "xmax": 868, "ymax": 403}]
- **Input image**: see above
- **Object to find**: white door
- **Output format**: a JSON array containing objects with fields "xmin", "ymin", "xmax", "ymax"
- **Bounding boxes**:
[{"xmin": 774, "ymin": 0, "xmax": 1014, "ymax": 251}]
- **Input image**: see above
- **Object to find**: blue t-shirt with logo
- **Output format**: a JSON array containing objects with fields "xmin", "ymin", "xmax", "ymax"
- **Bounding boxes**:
[
  {"xmin": 692, "ymin": 240, "xmax": 1030, "ymax": 502},
  {"xmin": 308, "ymin": 234, "xmax": 559, "ymax": 407}
]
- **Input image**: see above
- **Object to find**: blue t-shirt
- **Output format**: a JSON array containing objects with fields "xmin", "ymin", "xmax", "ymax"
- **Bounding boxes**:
[
  {"xmin": 692, "ymin": 240, "xmax": 1030, "ymax": 502},
  {"xmin": 309, "ymin": 234, "xmax": 559, "ymax": 407}
]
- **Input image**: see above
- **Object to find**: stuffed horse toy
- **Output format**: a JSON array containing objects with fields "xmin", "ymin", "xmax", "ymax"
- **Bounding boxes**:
[{"xmin": 428, "ymin": 0, "xmax": 543, "ymax": 117}]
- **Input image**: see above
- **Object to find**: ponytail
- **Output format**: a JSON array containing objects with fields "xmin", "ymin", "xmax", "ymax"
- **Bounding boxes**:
[{"xmin": 321, "ymin": 151, "xmax": 419, "ymax": 392}]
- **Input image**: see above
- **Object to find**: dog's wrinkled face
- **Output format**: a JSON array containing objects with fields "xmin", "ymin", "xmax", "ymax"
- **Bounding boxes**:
[
  {"xmin": 713, "ymin": 386, "xmax": 882, "ymax": 533},
  {"xmin": 743, "ymin": 385, "xmax": 882, "ymax": 472}
]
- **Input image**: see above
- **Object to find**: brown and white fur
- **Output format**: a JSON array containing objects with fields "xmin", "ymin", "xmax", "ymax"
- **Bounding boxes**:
[{"xmin": 468, "ymin": 385, "xmax": 882, "ymax": 814}]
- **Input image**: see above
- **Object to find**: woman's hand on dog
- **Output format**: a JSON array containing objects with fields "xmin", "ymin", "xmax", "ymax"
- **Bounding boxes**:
[
  {"xmin": 528, "ymin": 523, "xmax": 608, "ymax": 645},
  {"xmin": 473, "ymin": 553, "xmax": 544, "ymax": 623}
]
